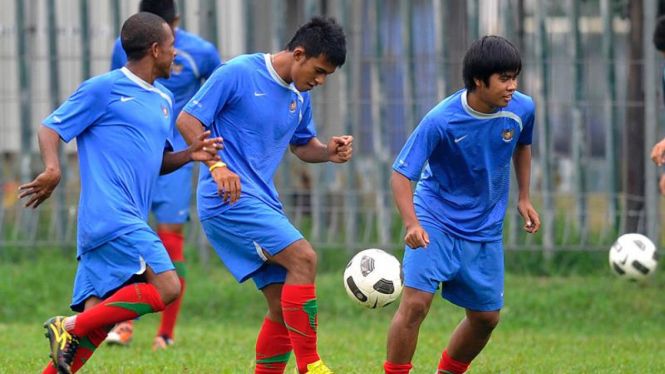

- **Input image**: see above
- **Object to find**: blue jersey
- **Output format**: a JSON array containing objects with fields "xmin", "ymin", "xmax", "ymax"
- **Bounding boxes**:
[
  {"xmin": 111, "ymin": 28, "xmax": 220, "ymax": 152},
  {"xmin": 42, "ymin": 67, "xmax": 175, "ymax": 256},
  {"xmin": 392, "ymin": 89, "xmax": 535, "ymax": 242},
  {"xmin": 183, "ymin": 53, "xmax": 317, "ymax": 220}
]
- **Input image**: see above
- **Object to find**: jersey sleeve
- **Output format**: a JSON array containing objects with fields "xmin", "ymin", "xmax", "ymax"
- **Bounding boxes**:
[
  {"xmin": 290, "ymin": 93, "xmax": 317, "ymax": 146},
  {"xmin": 392, "ymin": 116, "xmax": 442, "ymax": 181},
  {"xmin": 183, "ymin": 63, "xmax": 238, "ymax": 127},
  {"xmin": 42, "ymin": 77, "xmax": 110, "ymax": 143},
  {"xmin": 110, "ymin": 37, "xmax": 127, "ymax": 70},
  {"xmin": 517, "ymin": 98, "xmax": 535, "ymax": 145}
]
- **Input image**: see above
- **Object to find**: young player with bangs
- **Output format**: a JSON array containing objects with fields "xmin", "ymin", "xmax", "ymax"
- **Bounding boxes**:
[
  {"xmin": 177, "ymin": 16, "xmax": 352, "ymax": 374},
  {"xmin": 384, "ymin": 35, "xmax": 540, "ymax": 374},
  {"xmin": 19, "ymin": 13, "xmax": 222, "ymax": 374}
]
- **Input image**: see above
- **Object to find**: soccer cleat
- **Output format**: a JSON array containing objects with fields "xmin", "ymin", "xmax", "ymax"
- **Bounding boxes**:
[
  {"xmin": 297, "ymin": 360, "xmax": 334, "ymax": 374},
  {"xmin": 152, "ymin": 334, "xmax": 174, "ymax": 350},
  {"xmin": 43, "ymin": 316, "xmax": 79, "ymax": 374},
  {"xmin": 105, "ymin": 321, "xmax": 133, "ymax": 346}
]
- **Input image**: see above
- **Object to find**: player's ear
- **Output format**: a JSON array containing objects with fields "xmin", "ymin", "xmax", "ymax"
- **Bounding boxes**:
[
  {"xmin": 473, "ymin": 77, "xmax": 483, "ymax": 89},
  {"xmin": 293, "ymin": 47, "xmax": 306, "ymax": 62},
  {"xmin": 150, "ymin": 42, "xmax": 160, "ymax": 58}
]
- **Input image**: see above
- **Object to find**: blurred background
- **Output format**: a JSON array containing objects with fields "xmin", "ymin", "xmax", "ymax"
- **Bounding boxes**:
[{"xmin": 2, "ymin": 0, "xmax": 665, "ymax": 260}]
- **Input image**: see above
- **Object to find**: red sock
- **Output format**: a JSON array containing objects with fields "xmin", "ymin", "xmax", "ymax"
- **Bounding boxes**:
[
  {"xmin": 383, "ymin": 361, "xmax": 413, "ymax": 374},
  {"xmin": 157, "ymin": 231, "xmax": 185, "ymax": 340},
  {"xmin": 281, "ymin": 284, "xmax": 319, "ymax": 373},
  {"xmin": 438, "ymin": 349, "xmax": 471, "ymax": 374},
  {"xmin": 67, "ymin": 283, "xmax": 165, "ymax": 337},
  {"xmin": 255, "ymin": 317, "xmax": 293, "ymax": 374},
  {"xmin": 41, "ymin": 328, "xmax": 108, "ymax": 374}
]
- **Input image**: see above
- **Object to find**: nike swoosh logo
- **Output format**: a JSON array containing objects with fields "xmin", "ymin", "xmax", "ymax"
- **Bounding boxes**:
[
  {"xmin": 53, "ymin": 116, "xmax": 62, "ymax": 123},
  {"xmin": 454, "ymin": 135, "xmax": 468, "ymax": 143},
  {"xmin": 120, "ymin": 96, "xmax": 135, "ymax": 102},
  {"xmin": 254, "ymin": 92, "xmax": 267, "ymax": 97}
]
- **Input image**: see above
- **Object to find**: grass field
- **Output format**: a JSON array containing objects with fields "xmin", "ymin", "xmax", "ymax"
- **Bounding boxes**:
[{"xmin": 2, "ymin": 253, "xmax": 665, "ymax": 374}]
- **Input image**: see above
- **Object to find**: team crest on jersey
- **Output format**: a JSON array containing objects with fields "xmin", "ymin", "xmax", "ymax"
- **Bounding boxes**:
[
  {"xmin": 172, "ymin": 63, "xmax": 184, "ymax": 75},
  {"xmin": 501, "ymin": 129, "xmax": 515, "ymax": 142},
  {"xmin": 289, "ymin": 100, "xmax": 297, "ymax": 113},
  {"xmin": 162, "ymin": 106, "xmax": 169, "ymax": 118}
]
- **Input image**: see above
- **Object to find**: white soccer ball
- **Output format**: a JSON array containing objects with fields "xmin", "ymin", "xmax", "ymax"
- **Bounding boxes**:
[
  {"xmin": 609, "ymin": 233, "xmax": 659, "ymax": 280},
  {"xmin": 343, "ymin": 248, "xmax": 404, "ymax": 308}
]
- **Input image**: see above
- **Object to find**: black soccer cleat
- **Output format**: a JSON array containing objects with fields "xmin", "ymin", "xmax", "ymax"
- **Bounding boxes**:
[{"xmin": 43, "ymin": 316, "xmax": 80, "ymax": 374}]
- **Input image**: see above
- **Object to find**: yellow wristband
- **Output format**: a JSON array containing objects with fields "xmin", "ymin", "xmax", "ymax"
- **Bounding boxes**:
[{"xmin": 209, "ymin": 161, "xmax": 227, "ymax": 172}]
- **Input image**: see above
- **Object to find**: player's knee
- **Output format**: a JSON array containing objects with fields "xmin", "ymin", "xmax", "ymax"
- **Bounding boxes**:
[
  {"xmin": 288, "ymin": 241, "xmax": 318, "ymax": 273},
  {"xmin": 160, "ymin": 276, "xmax": 182, "ymax": 305},
  {"xmin": 399, "ymin": 299, "xmax": 430, "ymax": 326},
  {"xmin": 469, "ymin": 311, "xmax": 500, "ymax": 332}
]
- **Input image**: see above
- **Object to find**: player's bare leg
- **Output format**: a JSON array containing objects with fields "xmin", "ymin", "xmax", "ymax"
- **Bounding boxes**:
[
  {"xmin": 445, "ymin": 309, "xmax": 500, "ymax": 362},
  {"xmin": 385, "ymin": 287, "xmax": 434, "ymax": 367},
  {"xmin": 265, "ymin": 239, "xmax": 329, "ymax": 374}
]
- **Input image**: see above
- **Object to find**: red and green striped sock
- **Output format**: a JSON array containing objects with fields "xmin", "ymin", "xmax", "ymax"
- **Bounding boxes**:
[
  {"xmin": 437, "ymin": 349, "xmax": 470, "ymax": 374},
  {"xmin": 65, "ymin": 283, "xmax": 165, "ymax": 338},
  {"xmin": 383, "ymin": 361, "xmax": 413, "ymax": 374},
  {"xmin": 281, "ymin": 284, "xmax": 319, "ymax": 374},
  {"xmin": 157, "ymin": 231, "xmax": 185, "ymax": 340},
  {"xmin": 255, "ymin": 317, "xmax": 293, "ymax": 374}
]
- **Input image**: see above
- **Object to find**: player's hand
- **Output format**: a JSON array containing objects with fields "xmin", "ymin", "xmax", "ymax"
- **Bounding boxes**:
[
  {"xmin": 650, "ymin": 138, "xmax": 665, "ymax": 166},
  {"xmin": 404, "ymin": 223, "xmax": 430, "ymax": 249},
  {"xmin": 211, "ymin": 166, "xmax": 241, "ymax": 204},
  {"xmin": 18, "ymin": 168, "xmax": 61, "ymax": 209},
  {"xmin": 189, "ymin": 130, "xmax": 224, "ymax": 162},
  {"xmin": 517, "ymin": 199, "xmax": 540, "ymax": 234},
  {"xmin": 327, "ymin": 135, "xmax": 353, "ymax": 163},
  {"xmin": 659, "ymin": 174, "xmax": 665, "ymax": 196}
]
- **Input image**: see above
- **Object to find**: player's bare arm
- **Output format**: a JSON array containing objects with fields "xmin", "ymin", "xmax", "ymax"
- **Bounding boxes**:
[
  {"xmin": 650, "ymin": 138, "xmax": 665, "ymax": 166},
  {"xmin": 391, "ymin": 170, "xmax": 430, "ymax": 249},
  {"xmin": 177, "ymin": 111, "xmax": 241, "ymax": 204},
  {"xmin": 160, "ymin": 130, "xmax": 223, "ymax": 175},
  {"xmin": 512, "ymin": 143, "xmax": 540, "ymax": 234},
  {"xmin": 18, "ymin": 126, "xmax": 62, "ymax": 209},
  {"xmin": 289, "ymin": 135, "xmax": 353, "ymax": 163}
]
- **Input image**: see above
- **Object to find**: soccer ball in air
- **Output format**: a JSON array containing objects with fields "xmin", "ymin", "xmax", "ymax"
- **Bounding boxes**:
[
  {"xmin": 343, "ymin": 249, "xmax": 404, "ymax": 308},
  {"xmin": 609, "ymin": 233, "xmax": 659, "ymax": 280}
]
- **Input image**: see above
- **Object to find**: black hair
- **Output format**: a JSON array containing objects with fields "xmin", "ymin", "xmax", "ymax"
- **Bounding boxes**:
[
  {"xmin": 285, "ymin": 16, "xmax": 347, "ymax": 67},
  {"xmin": 121, "ymin": 12, "xmax": 169, "ymax": 61},
  {"xmin": 462, "ymin": 35, "xmax": 522, "ymax": 92},
  {"xmin": 139, "ymin": 0, "xmax": 177, "ymax": 24},
  {"xmin": 654, "ymin": 15, "xmax": 665, "ymax": 52}
]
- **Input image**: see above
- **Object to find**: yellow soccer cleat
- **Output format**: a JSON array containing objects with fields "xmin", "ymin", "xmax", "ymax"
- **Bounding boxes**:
[
  {"xmin": 298, "ymin": 360, "xmax": 334, "ymax": 374},
  {"xmin": 43, "ymin": 316, "xmax": 79, "ymax": 374}
]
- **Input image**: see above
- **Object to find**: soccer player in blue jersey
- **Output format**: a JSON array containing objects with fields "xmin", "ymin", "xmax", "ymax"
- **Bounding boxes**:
[
  {"xmin": 18, "ymin": 13, "xmax": 222, "ymax": 374},
  {"xmin": 107, "ymin": 0, "xmax": 221, "ymax": 350},
  {"xmin": 383, "ymin": 36, "xmax": 541, "ymax": 374},
  {"xmin": 177, "ymin": 16, "xmax": 351, "ymax": 374}
]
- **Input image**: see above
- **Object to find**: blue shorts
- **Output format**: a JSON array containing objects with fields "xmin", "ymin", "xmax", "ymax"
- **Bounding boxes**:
[
  {"xmin": 201, "ymin": 197, "xmax": 303, "ymax": 289},
  {"xmin": 402, "ymin": 225, "xmax": 504, "ymax": 311},
  {"xmin": 151, "ymin": 166, "xmax": 193, "ymax": 224},
  {"xmin": 70, "ymin": 227, "xmax": 175, "ymax": 312}
]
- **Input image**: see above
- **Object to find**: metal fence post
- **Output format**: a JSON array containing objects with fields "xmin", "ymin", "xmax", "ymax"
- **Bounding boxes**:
[{"xmin": 644, "ymin": 0, "xmax": 660, "ymax": 242}]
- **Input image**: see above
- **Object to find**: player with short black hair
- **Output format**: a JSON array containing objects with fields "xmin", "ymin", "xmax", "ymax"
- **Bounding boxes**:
[
  {"xmin": 20, "ymin": 12, "xmax": 221, "ymax": 374},
  {"xmin": 177, "ymin": 16, "xmax": 351, "ymax": 374},
  {"xmin": 383, "ymin": 35, "xmax": 540, "ymax": 374},
  {"xmin": 107, "ymin": 0, "xmax": 221, "ymax": 350}
]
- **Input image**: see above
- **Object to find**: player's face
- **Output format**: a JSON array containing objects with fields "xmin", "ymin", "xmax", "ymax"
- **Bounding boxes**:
[
  {"xmin": 291, "ymin": 48, "xmax": 337, "ymax": 92},
  {"xmin": 156, "ymin": 24, "xmax": 176, "ymax": 79},
  {"xmin": 477, "ymin": 71, "xmax": 518, "ymax": 108}
]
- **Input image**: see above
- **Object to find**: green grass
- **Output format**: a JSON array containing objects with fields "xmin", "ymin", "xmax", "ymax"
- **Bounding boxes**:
[{"xmin": 2, "ymin": 255, "xmax": 665, "ymax": 373}]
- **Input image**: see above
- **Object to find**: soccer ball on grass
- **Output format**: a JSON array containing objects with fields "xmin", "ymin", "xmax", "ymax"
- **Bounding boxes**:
[
  {"xmin": 343, "ymin": 248, "xmax": 404, "ymax": 308},
  {"xmin": 609, "ymin": 233, "xmax": 659, "ymax": 280}
]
